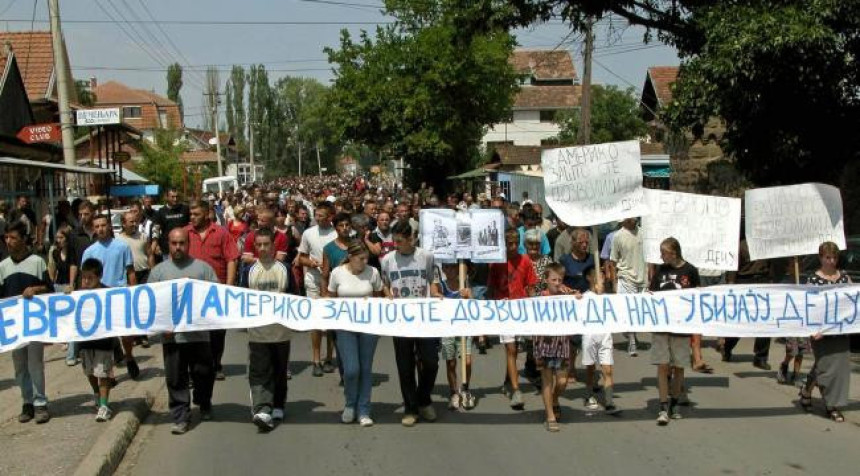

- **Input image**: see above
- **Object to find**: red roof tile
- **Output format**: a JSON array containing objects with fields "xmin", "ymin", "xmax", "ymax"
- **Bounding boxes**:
[
  {"xmin": 647, "ymin": 66, "xmax": 679, "ymax": 107},
  {"xmin": 93, "ymin": 80, "xmax": 177, "ymax": 107},
  {"xmin": 514, "ymin": 84, "xmax": 580, "ymax": 109},
  {"xmin": 0, "ymin": 31, "xmax": 56, "ymax": 100},
  {"xmin": 511, "ymin": 50, "xmax": 578, "ymax": 81}
]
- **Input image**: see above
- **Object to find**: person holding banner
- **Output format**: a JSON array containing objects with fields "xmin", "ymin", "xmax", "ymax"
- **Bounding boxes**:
[
  {"xmin": 650, "ymin": 237, "xmax": 700, "ymax": 426},
  {"xmin": 610, "ymin": 218, "xmax": 647, "ymax": 357},
  {"xmin": 328, "ymin": 240, "xmax": 386, "ymax": 426},
  {"xmin": 148, "ymin": 228, "xmax": 219, "ymax": 435},
  {"xmin": 382, "ymin": 220, "xmax": 439, "ymax": 427},
  {"xmin": 799, "ymin": 242, "xmax": 852, "ymax": 423},
  {"xmin": 1, "ymin": 222, "xmax": 53, "ymax": 424}
]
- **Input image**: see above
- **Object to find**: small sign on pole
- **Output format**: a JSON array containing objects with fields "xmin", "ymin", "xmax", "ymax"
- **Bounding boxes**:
[
  {"xmin": 76, "ymin": 108, "xmax": 122, "ymax": 126},
  {"xmin": 16, "ymin": 123, "xmax": 61, "ymax": 144}
]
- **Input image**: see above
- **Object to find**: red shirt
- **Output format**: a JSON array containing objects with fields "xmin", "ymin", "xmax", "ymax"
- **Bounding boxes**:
[
  {"xmin": 228, "ymin": 220, "xmax": 248, "ymax": 242},
  {"xmin": 186, "ymin": 222, "xmax": 240, "ymax": 284},
  {"xmin": 488, "ymin": 253, "xmax": 537, "ymax": 300},
  {"xmin": 242, "ymin": 229, "xmax": 289, "ymax": 260}
]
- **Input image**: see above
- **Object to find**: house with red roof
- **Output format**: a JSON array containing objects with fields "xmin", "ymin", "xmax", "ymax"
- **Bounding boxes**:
[{"xmin": 90, "ymin": 79, "xmax": 183, "ymax": 134}]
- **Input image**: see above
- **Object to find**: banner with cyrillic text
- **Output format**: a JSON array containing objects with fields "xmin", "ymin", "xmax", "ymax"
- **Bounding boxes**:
[
  {"xmin": 542, "ymin": 140, "xmax": 648, "ymax": 226},
  {"xmin": 745, "ymin": 183, "xmax": 846, "ymax": 261},
  {"xmin": 641, "ymin": 189, "xmax": 741, "ymax": 271},
  {"xmin": 1, "ymin": 279, "xmax": 859, "ymax": 353}
]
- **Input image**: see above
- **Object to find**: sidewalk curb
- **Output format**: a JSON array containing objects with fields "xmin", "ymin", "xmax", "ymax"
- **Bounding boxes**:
[{"xmin": 72, "ymin": 377, "xmax": 165, "ymax": 476}]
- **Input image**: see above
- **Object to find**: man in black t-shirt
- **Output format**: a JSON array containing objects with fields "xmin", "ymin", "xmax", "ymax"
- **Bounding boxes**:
[{"xmin": 155, "ymin": 189, "xmax": 190, "ymax": 258}]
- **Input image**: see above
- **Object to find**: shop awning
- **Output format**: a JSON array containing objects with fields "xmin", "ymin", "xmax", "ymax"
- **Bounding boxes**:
[{"xmin": 447, "ymin": 168, "xmax": 490, "ymax": 180}]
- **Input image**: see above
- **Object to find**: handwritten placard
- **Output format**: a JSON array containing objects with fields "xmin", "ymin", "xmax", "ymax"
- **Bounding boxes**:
[
  {"xmin": 542, "ymin": 140, "xmax": 648, "ymax": 226},
  {"xmin": 641, "ymin": 189, "xmax": 741, "ymax": 271},
  {"xmin": 745, "ymin": 183, "xmax": 846, "ymax": 261}
]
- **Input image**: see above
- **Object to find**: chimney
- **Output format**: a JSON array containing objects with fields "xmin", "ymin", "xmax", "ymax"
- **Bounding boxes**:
[{"xmin": 89, "ymin": 76, "xmax": 97, "ymax": 90}]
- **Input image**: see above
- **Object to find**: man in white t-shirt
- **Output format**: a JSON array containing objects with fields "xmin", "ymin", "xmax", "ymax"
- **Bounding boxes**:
[
  {"xmin": 609, "ymin": 218, "xmax": 647, "ymax": 356},
  {"xmin": 296, "ymin": 201, "xmax": 337, "ymax": 376},
  {"xmin": 381, "ymin": 220, "xmax": 438, "ymax": 427}
]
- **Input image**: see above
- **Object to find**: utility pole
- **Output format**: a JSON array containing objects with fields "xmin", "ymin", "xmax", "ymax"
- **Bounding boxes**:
[
  {"xmin": 48, "ymin": 0, "xmax": 77, "ymax": 186},
  {"xmin": 578, "ymin": 18, "xmax": 594, "ymax": 145},
  {"xmin": 206, "ymin": 91, "xmax": 224, "ymax": 176},
  {"xmin": 297, "ymin": 141, "xmax": 303, "ymax": 177},
  {"xmin": 248, "ymin": 121, "xmax": 255, "ymax": 183},
  {"xmin": 316, "ymin": 143, "xmax": 322, "ymax": 176}
]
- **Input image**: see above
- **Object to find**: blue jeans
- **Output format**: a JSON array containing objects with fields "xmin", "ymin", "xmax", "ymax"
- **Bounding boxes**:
[
  {"xmin": 66, "ymin": 341, "xmax": 78, "ymax": 363},
  {"xmin": 335, "ymin": 331, "xmax": 379, "ymax": 417},
  {"xmin": 13, "ymin": 343, "xmax": 47, "ymax": 407}
]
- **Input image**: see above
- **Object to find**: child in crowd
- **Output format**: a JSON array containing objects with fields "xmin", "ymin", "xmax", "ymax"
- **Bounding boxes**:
[
  {"xmin": 434, "ymin": 262, "xmax": 475, "ymax": 411},
  {"xmin": 488, "ymin": 227, "xmax": 538, "ymax": 410},
  {"xmin": 534, "ymin": 263, "xmax": 572, "ymax": 432},
  {"xmin": 77, "ymin": 258, "xmax": 118, "ymax": 422},
  {"xmin": 579, "ymin": 265, "xmax": 620, "ymax": 415}
]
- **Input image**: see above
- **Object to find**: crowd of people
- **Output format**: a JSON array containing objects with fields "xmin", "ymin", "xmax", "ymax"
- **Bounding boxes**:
[{"xmin": 0, "ymin": 173, "xmax": 853, "ymax": 433}]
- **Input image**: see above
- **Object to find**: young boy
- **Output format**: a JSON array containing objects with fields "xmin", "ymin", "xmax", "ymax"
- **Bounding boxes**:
[
  {"xmin": 534, "ymin": 263, "xmax": 571, "ymax": 431},
  {"xmin": 579, "ymin": 265, "xmax": 620, "ymax": 415},
  {"xmin": 247, "ymin": 228, "xmax": 292, "ymax": 431},
  {"xmin": 77, "ymin": 258, "xmax": 118, "ymax": 422},
  {"xmin": 434, "ymin": 263, "xmax": 475, "ymax": 411},
  {"xmin": 487, "ymin": 227, "xmax": 538, "ymax": 410}
]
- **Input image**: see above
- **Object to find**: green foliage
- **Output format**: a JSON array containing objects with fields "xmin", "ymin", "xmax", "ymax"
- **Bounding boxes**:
[
  {"xmin": 228, "ymin": 65, "xmax": 246, "ymax": 147},
  {"xmin": 166, "ymin": 63, "xmax": 183, "ymax": 118},
  {"xmin": 136, "ymin": 129, "xmax": 186, "ymax": 190},
  {"xmin": 74, "ymin": 80, "xmax": 96, "ymax": 107},
  {"xmin": 325, "ymin": 2, "xmax": 520, "ymax": 190},
  {"xmin": 554, "ymin": 85, "xmax": 646, "ymax": 145}
]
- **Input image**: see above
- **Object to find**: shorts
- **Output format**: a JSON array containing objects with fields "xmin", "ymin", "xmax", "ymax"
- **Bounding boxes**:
[
  {"xmin": 537, "ymin": 357, "xmax": 568, "ymax": 371},
  {"xmin": 304, "ymin": 272, "xmax": 322, "ymax": 299},
  {"xmin": 81, "ymin": 349, "xmax": 115, "ymax": 379},
  {"xmin": 785, "ymin": 337, "xmax": 810, "ymax": 358},
  {"xmin": 499, "ymin": 335, "xmax": 517, "ymax": 344},
  {"xmin": 650, "ymin": 333, "xmax": 691, "ymax": 368},
  {"xmin": 581, "ymin": 333, "xmax": 614, "ymax": 366},
  {"xmin": 440, "ymin": 336, "xmax": 473, "ymax": 360}
]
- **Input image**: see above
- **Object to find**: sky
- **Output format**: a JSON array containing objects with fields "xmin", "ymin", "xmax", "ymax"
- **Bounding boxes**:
[{"xmin": 1, "ymin": 0, "xmax": 680, "ymax": 129}]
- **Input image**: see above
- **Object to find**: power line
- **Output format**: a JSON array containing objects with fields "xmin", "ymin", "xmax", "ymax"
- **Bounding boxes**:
[
  {"xmin": 2, "ymin": 18, "xmax": 396, "ymax": 25},
  {"xmin": 591, "ymin": 56, "xmax": 659, "ymax": 118},
  {"xmin": 0, "ymin": 0, "xmax": 19, "ymax": 17},
  {"xmin": 73, "ymin": 65, "xmax": 332, "ymax": 73},
  {"xmin": 133, "ymin": 0, "xmax": 208, "ymax": 87}
]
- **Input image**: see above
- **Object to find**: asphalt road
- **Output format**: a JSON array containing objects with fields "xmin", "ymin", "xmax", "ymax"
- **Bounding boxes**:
[{"xmin": 118, "ymin": 331, "xmax": 860, "ymax": 476}]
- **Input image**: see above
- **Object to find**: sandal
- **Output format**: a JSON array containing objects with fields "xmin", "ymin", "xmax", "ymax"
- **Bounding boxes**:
[
  {"xmin": 798, "ymin": 388, "xmax": 813, "ymax": 411},
  {"xmin": 826, "ymin": 408, "xmax": 845, "ymax": 422},
  {"xmin": 545, "ymin": 419, "xmax": 560, "ymax": 432},
  {"xmin": 692, "ymin": 363, "xmax": 714, "ymax": 374}
]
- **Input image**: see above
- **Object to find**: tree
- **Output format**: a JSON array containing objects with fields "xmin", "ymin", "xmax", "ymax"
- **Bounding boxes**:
[
  {"xmin": 229, "ymin": 66, "xmax": 246, "ymax": 147},
  {"xmin": 135, "ymin": 129, "xmax": 186, "ymax": 190},
  {"xmin": 166, "ymin": 63, "xmax": 183, "ymax": 118},
  {"xmin": 326, "ymin": 1, "xmax": 520, "ymax": 191},
  {"xmin": 74, "ymin": 80, "xmax": 96, "ymax": 107},
  {"xmin": 554, "ymin": 85, "xmax": 647, "ymax": 145},
  {"xmin": 202, "ymin": 66, "xmax": 220, "ymax": 131},
  {"xmin": 271, "ymin": 76, "xmax": 337, "ymax": 177}
]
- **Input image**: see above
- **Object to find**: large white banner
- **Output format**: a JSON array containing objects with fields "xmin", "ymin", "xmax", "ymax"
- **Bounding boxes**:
[
  {"xmin": 542, "ymin": 140, "xmax": 649, "ymax": 226},
  {"xmin": 745, "ymin": 183, "xmax": 846, "ymax": 261},
  {"xmin": 1, "ymin": 279, "xmax": 859, "ymax": 353},
  {"xmin": 641, "ymin": 189, "xmax": 742, "ymax": 271}
]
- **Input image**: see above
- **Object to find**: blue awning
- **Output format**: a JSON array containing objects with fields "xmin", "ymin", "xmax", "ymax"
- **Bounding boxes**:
[{"xmin": 643, "ymin": 166, "xmax": 671, "ymax": 178}]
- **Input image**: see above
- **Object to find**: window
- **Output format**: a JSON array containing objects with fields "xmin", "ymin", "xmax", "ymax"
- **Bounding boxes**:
[
  {"xmin": 539, "ymin": 110, "xmax": 557, "ymax": 123},
  {"xmin": 123, "ymin": 106, "xmax": 142, "ymax": 118},
  {"xmin": 158, "ymin": 108, "xmax": 169, "ymax": 127}
]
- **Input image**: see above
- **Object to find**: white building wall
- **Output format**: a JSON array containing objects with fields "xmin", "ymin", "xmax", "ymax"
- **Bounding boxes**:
[{"xmin": 482, "ymin": 109, "xmax": 560, "ymax": 147}]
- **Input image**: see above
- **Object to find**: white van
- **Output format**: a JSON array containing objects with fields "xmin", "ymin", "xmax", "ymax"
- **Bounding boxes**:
[{"xmin": 202, "ymin": 176, "xmax": 239, "ymax": 196}]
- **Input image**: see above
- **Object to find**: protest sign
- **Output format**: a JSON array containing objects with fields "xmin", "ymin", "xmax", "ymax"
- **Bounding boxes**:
[
  {"xmin": 421, "ymin": 208, "xmax": 505, "ymax": 263},
  {"xmin": 542, "ymin": 140, "xmax": 649, "ymax": 226},
  {"xmin": 745, "ymin": 183, "xmax": 846, "ymax": 261},
  {"xmin": 641, "ymin": 189, "xmax": 741, "ymax": 271},
  {"xmin": 1, "ymin": 279, "xmax": 858, "ymax": 353}
]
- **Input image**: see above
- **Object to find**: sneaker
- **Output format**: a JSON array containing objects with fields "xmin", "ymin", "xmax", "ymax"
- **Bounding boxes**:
[
  {"xmin": 140, "ymin": 337, "xmax": 151, "ymax": 349},
  {"xmin": 66, "ymin": 358, "xmax": 78, "ymax": 366},
  {"xmin": 215, "ymin": 371, "xmax": 226, "ymax": 381},
  {"xmin": 18, "ymin": 404, "xmax": 34, "ymax": 423},
  {"xmin": 322, "ymin": 360, "xmax": 336, "ymax": 373},
  {"xmin": 510, "ymin": 390, "xmax": 525, "ymax": 410},
  {"xmin": 126, "ymin": 358, "xmax": 141, "ymax": 380},
  {"xmin": 777, "ymin": 362, "xmax": 789, "ymax": 384},
  {"xmin": 605, "ymin": 404, "xmax": 621, "ymax": 415},
  {"xmin": 34, "ymin": 406, "xmax": 50, "ymax": 424},
  {"xmin": 401, "ymin": 413, "xmax": 418, "ymax": 427},
  {"xmin": 584, "ymin": 396, "xmax": 600, "ymax": 411},
  {"xmin": 477, "ymin": 340, "xmax": 487, "ymax": 354},
  {"xmin": 272, "ymin": 408, "xmax": 285, "ymax": 421},
  {"xmin": 418, "ymin": 405, "xmax": 437, "ymax": 422},
  {"xmin": 462, "ymin": 391, "xmax": 476, "ymax": 410},
  {"xmin": 501, "ymin": 381, "xmax": 513, "ymax": 398},
  {"xmin": 342, "ymin": 407, "xmax": 356, "ymax": 424},
  {"xmin": 656, "ymin": 410, "xmax": 670, "ymax": 425},
  {"xmin": 670, "ymin": 402, "xmax": 683, "ymax": 420},
  {"xmin": 286, "ymin": 369, "xmax": 292, "ymax": 380},
  {"xmin": 448, "ymin": 393, "xmax": 461, "ymax": 411},
  {"xmin": 171, "ymin": 421, "xmax": 189, "ymax": 435},
  {"xmin": 753, "ymin": 360, "xmax": 772, "ymax": 371},
  {"xmin": 200, "ymin": 408, "xmax": 213, "ymax": 421},
  {"xmin": 253, "ymin": 412, "xmax": 274, "ymax": 431},
  {"xmin": 96, "ymin": 405, "xmax": 112, "ymax": 422},
  {"xmin": 627, "ymin": 341, "xmax": 638, "ymax": 357},
  {"xmin": 312, "ymin": 363, "xmax": 324, "ymax": 377},
  {"xmin": 359, "ymin": 416, "xmax": 374, "ymax": 427}
]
